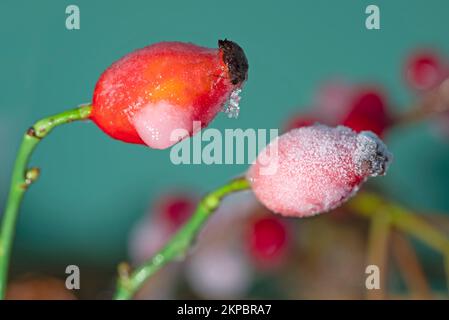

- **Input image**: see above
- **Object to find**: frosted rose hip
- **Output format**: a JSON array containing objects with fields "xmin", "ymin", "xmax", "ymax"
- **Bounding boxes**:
[{"xmin": 247, "ymin": 125, "xmax": 392, "ymax": 217}]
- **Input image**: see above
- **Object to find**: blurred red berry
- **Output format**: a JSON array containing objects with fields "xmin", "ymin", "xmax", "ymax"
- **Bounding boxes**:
[
  {"xmin": 157, "ymin": 195, "xmax": 196, "ymax": 230},
  {"xmin": 342, "ymin": 88, "xmax": 391, "ymax": 137},
  {"xmin": 248, "ymin": 216, "xmax": 288, "ymax": 264},
  {"xmin": 405, "ymin": 51, "xmax": 447, "ymax": 91},
  {"xmin": 91, "ymin": 40, "xmax": 248, "ymax": 149}
]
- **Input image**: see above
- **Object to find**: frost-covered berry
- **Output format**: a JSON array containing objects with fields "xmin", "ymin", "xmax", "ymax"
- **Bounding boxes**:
[
  {"xmin": 91, "ymin": 40, "xmax": 248, "ymax": 149},
  {"xmin": 247, "ymin": 125, "xmax": 392, "ymax": 218}
]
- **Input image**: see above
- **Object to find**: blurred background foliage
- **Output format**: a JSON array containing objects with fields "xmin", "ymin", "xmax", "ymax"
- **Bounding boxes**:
[{"xmin": 1, "ymin": 0, "xmax": 449, "ymax": 298}]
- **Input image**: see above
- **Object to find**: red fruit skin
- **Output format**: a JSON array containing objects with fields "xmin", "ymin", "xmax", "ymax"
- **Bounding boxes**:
[
  {"xmin": 342, "ymin": 89, "xmax": 391, "ymax": 137},
  {"xmin": 248, "ymin": 216, "xmax": 289, "ymax": 265},
  {"xmin": 91, "ymin": 41, "xmax": 247, "ymax": 145},
  {"xmin": 405, "ymin": 51, "xmax": 448, "ymax": 91}
]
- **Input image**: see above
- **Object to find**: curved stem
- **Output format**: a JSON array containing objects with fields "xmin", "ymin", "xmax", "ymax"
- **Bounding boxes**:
[
  {"xmin": 0, "ymin": 105, "xmax": 92, "ymax": 299},
  {"xmin": 114, "ymin": 177, "xmax": 251, "ymax": 300}
]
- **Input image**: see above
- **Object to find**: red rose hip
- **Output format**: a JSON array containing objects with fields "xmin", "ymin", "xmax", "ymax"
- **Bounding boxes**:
[
  {"xmin": 248, "ymin": 216, "xmax": 289, "ymax": 264},
  {"xmin": 91, "ymin": 40, "xmax": 248, "ymax": 149}
]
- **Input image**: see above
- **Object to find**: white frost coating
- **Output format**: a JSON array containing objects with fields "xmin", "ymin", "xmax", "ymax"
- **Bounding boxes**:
[
  {"xmin": 247, "ymin": 124, "xmax": 392, "ymax": 218},
  {"xmin": 222, "ymin": 88, "xmax": 242, "ymax": 118},
  {"xmin": 133, "ymin": 101, "xmax": 192, "ymax": 149},
  {"xmin": 353, "ymin": 130, "xmax": 392, "ymax": 177}
]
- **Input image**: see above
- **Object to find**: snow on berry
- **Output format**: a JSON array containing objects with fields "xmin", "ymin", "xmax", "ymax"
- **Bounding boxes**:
[
  {"xmin": 247, "ymin": 124, "xmax": 392, "ymax": 218},
  {"xmin": 91, "ymin": 40, "xmax": 248, "ymax": 149}
]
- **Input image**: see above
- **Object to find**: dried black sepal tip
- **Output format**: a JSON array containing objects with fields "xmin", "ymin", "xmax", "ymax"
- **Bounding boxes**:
[{"xmin": 218, "ymin": 39, "xmax": 249, "ymax": 86}]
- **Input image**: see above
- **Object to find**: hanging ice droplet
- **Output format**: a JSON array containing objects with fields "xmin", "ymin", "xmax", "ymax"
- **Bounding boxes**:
[{"xmin": 223, "ymin": 88, "xmax": 242, "ymax": 118}]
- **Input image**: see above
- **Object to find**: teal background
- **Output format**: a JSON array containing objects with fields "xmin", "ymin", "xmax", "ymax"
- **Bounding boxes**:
[{"xmin": 0, "ymin": 0, "xmax": 448, "ymax": 274}]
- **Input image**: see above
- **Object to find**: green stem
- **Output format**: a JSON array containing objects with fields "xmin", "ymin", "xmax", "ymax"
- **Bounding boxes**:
[
  {"xmin": 114, "ymin": 177, "xmax": 251, "ymax": 300},
  {"xmin": 0, "ymin": 105, "xmax": 92, "ymax": 299}
]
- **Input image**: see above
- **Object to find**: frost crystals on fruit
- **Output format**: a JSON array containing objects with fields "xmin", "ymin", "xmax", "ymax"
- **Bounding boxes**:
[{"xmin": 223, "ymin": 88, "xmax": 242, "ymax": 118}]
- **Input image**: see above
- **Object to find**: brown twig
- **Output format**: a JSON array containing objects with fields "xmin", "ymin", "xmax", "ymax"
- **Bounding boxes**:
[
  {"xmin": 365, "ymin": 208, "xmax": 390, "ymax": 300},
  {"xmin": 391, "ymin": 231, "xmax": 432, "ymax": 299},
  {"xmin": 393, "ymin": 78, "xmax": 449, "ymax": 126}
]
